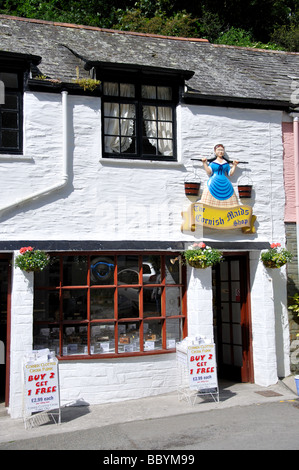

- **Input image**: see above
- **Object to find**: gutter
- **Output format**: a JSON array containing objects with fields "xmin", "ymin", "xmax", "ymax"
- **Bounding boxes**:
[{"xmin": 0, "ymin": 91, "xmax": 69, "ymax": 217}]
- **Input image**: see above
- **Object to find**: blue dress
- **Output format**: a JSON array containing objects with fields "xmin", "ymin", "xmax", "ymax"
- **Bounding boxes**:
[{"xmin": 207, "ymin": 162, "xmax": 234, "ymax": 201}]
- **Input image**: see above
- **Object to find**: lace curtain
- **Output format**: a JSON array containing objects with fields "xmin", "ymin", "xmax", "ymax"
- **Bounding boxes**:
[
  {"xmin": 142, "ymin": 85, "xmax": 173, "ymax": 156},
  {"xmin": 104, "ymin": 83, "xmax": 135, "ymax": 153}
]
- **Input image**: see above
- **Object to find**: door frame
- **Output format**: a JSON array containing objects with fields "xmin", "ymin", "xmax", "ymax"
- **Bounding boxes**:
[
  {"xmin": 214, "ymin": 252, "xmax": 254, "ymax": 383},
  {"xmin": 0, "ymin": 254, "xmax": 12, "ymax": 406}
]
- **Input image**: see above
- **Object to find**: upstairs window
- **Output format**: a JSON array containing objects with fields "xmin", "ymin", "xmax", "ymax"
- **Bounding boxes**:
[
  {"xmin": 0, "ymin": 72, "xmax": 22, "ymax": 154},
  {"xmin": 102, "ymin": 81, "xmax": 177, "ymax": 161}
]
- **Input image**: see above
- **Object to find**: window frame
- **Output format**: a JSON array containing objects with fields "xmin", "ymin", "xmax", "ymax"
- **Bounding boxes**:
[
  {"xmin": 33, "ymin": 252, "xmax": 187, "ymax": 360},
  {"xmin": 99, "ymin": 68, "xmax": 181, "ymax": 162},
  {"xmin": 0, "ymin": 51, "xmax": 41, "ymax": 155},
  {"xmin": 0, "ymin": 69, "xmax": 23, "ymax": 154}
]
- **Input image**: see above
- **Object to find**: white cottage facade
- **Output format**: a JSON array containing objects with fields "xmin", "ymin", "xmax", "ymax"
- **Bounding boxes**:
[{"xmin": 0, "ymin": 15, "xmax": 298, "ymax": 418}]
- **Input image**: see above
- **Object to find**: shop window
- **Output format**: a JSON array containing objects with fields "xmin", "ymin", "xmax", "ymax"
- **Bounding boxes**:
[
  {"xmin": 33, "ymin": 253, "xmax": 186, "ymax": 358},
  {"xmin": 102, "ymin": 81, "xmax": 177, "ymax": 161},
  {"xmin": 0, "ymin": 72, "xmax": 22, "ymax": 154}
]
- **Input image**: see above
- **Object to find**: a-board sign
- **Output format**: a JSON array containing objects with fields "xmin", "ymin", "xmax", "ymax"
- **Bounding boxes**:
[
  {"xmin": 23, "ymin": 350, "xmax": 60, "ymax": 414},
  {"xmin": 187, "ymin": 343, "xmax": 218, "ymax": 391}
]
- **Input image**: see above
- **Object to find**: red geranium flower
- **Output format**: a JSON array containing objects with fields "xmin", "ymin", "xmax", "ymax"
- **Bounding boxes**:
[{"xmin": 20, "ymin": 246, "xmax": 34, "ymax": 254}]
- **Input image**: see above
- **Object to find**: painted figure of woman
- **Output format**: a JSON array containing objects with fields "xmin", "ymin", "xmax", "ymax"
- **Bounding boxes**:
[{"xmin": 200, "ymin": 144, "xmax": 239, "ymax": 207}]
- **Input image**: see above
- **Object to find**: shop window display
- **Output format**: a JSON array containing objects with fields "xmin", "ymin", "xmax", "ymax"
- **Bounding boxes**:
[{"xmin": 33, "ymin": 253, "xmax": 186, "ymax": 358}]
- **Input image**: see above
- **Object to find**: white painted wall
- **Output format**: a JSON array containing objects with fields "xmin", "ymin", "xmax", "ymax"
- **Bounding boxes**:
[{"xmin": 2, "ymin": 91, "xmax": 290, "ymax": 417}]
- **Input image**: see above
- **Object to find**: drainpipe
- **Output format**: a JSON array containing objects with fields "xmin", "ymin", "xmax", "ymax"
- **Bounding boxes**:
[
  {"xmin": 0, "ymin": 90, "xmax": 69, "ymax": 217},
  {"xmin": 293, "ymin": 115, "xmax": 299, "ymax": 273}
]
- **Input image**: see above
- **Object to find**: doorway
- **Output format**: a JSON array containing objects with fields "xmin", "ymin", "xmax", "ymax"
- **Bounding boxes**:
[
  {"xmin": 212, "ymin": 253, "xmax": 253, "ymax": 383},
  {"xmin": 0, "ymin": 256, "xmax": 11, "ymax": 404}
]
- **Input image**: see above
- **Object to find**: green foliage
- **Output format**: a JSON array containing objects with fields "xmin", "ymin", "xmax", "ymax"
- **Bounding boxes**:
[
  {"xmin": 15, "ymin": 247, "xmax": 50, "ymax": 272},
  {"xmin": 260, "ymin": 243, "xmax": 293, "ymax": 268},
  {"xmin": 112, "ymin": 9, "xmax": 198, "ymax": 37},
  {"xmin": 214, "ymin": 26, "xmax": 282, "ymax": 50},
  {"xmin": 271, "ymin": 24, "xmax": 299, "ymax": 52},
  {"xmin": 73, "ymin": 67, "xmax": 100, "ymax": 91},
  {"xmin": 289, "ymin": 293, "xmax": 299, "ymax": 317},
  {"xmin": 0, "ymin": 0, "xmax": 298, "ymax": 51},
  {"xmin": 183, "ymin": 243, "xmax": 223, "ymax": 269}
]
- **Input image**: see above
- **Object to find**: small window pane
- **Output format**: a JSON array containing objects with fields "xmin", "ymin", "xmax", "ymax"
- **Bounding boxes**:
[
  {"xmin": 118, "ymin": 288, "xmax": 139, "ymax": 318},
  {"xmin": 90, "ymin": 256, "xmax": 114, "ymax": 285},
  {"xmin": 166, "ymin": 287, "xmax": 181, "ymax": 316},
  {"xmin": 118, "ymin": 321, "xmax": 140, "ymax": 353},
  {"xmin": 143, "ymin": 255, "xmax": 160, "ymax": 283},
  {"xmin": 104, "ymin": 102, "xmax": 119, "ymax": 117},
  {"xmin": 142, "ymin": 85, "xmax": 156, "ymax": 99},
  {"xmin": 2, "ymin": 111, "xmax": 18, "ymax": 128},
  {"xmin": 0, "ymin": 73, "xmax": 18, "ymax": 88},
  {"xmin": 34, "ymin": 290, "xmax": 60, "ymax": 322},
  {"xmin": 63, "ymin": 256, "xmax": 87, "ymax": 285},
  {"xmin": 91, "ymin": 323, "xmax": 115, "ymax": 354},
  {"xmin": 158, "ymin": 139, "xmax": 173, "ymax": 156},
  {"xmin": 120, "ymin": 83, "xmax": 135, "ymax": 97},
  {"xmin": 157, "ymin": 86, "xmax": 172, "ymax": 100},
  {"xmin": 63, "ymin": 325, "xmax": 88, "ymax": 356},
  {"xmin": 103, "ymin": 82, "xmax": 119, "ymax": 96},
  {"xmin": 144, "ymin": 287, "xmax": 161, "ymax": 317},
  {"xmin": 118, "ymin": 255, "xmax": 139, "ymax": 282},
  {"xmin": 104, "ymin": 117, "xmax": 119, "ymax": 135},
  {"xmin": 165, "ymin": 256, "xmax": 181, "ymax": 284},
  {"xmin": 33, "ymin": 324, "xmax": 60, "ymax": 354},
  {"xmin": 62, "ymin": 289, "xmax": 87, "ymax": 320},
  {"xmin": 90, "ymin": 288, "xmax": 114, "ymax": 319},
  {"xmin": 2, "ymin": 130, "xmax": 18, "ymax": 148},
  {"xmin": 166, "ymin": 318, "xmax": 182, "ymax": 348},
  {"xmin": 34, "ymin": 257, "xmax": 60, "ymax": 288},
  {"xmin": 2, "ymin": 94, "xmax": 18, "ymax": 110},
  {"xmin": 157, "ymin": 106, "xmax": 172, "ymax": 121},
  {"xmin": 144, "ymin": 320, "xmax": 162, "ymax": 350}
]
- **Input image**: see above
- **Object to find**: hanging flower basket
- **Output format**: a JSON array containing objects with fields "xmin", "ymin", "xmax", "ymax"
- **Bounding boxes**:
[
  {"xmin": 15, "ymin": 246, "xmax": 50, "ymax": 273},
  {"xmin": 260, "ymin": 243, "xmax": 293, "ymax": 269},
  {"xmin": 183, "ymin": 242, "xmax": 223, "ymax": 269}
]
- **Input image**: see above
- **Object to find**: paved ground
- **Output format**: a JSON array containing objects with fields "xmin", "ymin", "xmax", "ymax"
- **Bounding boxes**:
[{"xmin": 0, "ymin": 377, "xmax": 298, "ymax": 450}]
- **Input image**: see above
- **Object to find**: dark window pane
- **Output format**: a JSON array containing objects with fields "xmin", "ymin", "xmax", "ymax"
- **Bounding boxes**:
[
  {"xmin": 63, "ymin": 256, "xmax": 87, "ymax": 285},
  {"xmin": 2, "ymin": 95, "xmax": 18, "ymax": 110},
  {"xmin": 90, "ymin": 288, "xmax": 115, "ymax": 319},
  {"xmin": 2, "ymin": 111, "xmax": 18, "ymax": 128},
  {"xmin": 62, "ymin": 289, "xmax": 87, "ymax": 320},
  {"xmin": 2, "ymin": 129, "xmax": 18, "ymax": 147},
  {"xmin": 34, "ymin": 290, "xmax": 60, "ymax": 322},
  {"xmin": 0, "ymin": 73, "xmax": 18, "ymax": 88}
]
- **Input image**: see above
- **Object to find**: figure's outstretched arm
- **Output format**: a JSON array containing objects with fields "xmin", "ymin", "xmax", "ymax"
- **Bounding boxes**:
[{"xmin": 202, "ymin": 158, "xmax": 212, "ymax": 176}]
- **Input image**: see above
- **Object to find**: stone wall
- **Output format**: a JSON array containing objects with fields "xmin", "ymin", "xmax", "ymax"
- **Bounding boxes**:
[{"xmin": 286, "ymin": 222, "xmax": 299, "ymax": 374}]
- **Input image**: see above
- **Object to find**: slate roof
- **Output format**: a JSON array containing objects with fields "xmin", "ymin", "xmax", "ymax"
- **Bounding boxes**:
[{"xmin": 0, "ymin": 14, "xmax": 298, "ymax": 109}]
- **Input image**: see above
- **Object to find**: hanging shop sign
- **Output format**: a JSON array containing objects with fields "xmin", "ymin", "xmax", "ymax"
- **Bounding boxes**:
[
  {"xmin": 183, "ymin": 145, "xmax": 256, "ymax": 233},
  {"xmin": 187, "ymin": 343, "xmax": 218, "ymax": 391},
  {"xmin": 182, "ymin": 202, "xmax": 256, "ymax": 233},
  {"xmin": 23, "ymin": 350, "xmax": 60, "ymax": 414}
]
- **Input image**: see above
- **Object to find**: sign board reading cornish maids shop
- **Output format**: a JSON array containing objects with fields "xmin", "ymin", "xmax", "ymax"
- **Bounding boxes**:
[
  {"xmin": 23, "ymin": 349, "xmax": 60, "ymax": 419},
  {"xmin": 182, "ymin": 144, "xmax": 256, "ymax": 233}
]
